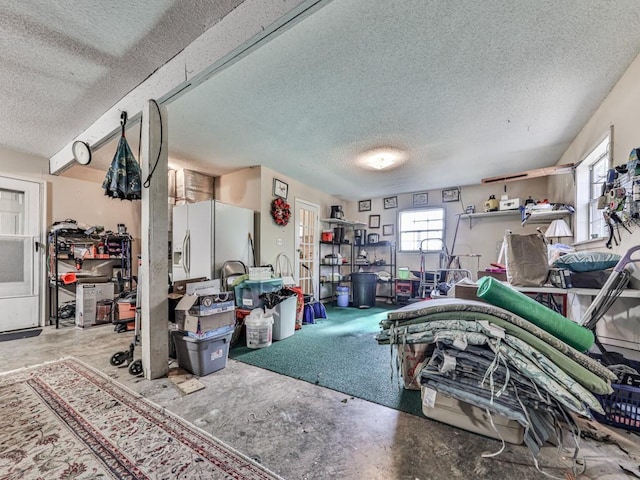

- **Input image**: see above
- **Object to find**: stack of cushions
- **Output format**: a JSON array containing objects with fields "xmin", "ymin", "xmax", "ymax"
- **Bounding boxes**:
[
  {"xmin": 552, "ymin": 251, "xmax": 621, "ymax": 288},
  {"xmin": 377, "ymin": 294, "xmax": 615, "ymax": 473}
]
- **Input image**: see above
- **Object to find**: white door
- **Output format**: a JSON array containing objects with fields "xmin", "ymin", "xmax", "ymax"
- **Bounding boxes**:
[
  {"xmin": 295, "ymin": 199, "xmax": 319, "ymax": 299},
  {"xmin": 0, "ymin": 176, "xmax": 41, "ymax": 331}
]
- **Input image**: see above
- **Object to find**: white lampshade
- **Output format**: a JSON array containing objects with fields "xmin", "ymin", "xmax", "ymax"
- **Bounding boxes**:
[{"xmin": 545, "ymin": 218, "xmax": 572, "ymax": 239}]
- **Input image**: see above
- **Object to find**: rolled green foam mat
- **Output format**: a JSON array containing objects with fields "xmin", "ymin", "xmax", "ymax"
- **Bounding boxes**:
[{"xmin": 476, "ymin": 276, "xmax": 594, "ymax": 352}]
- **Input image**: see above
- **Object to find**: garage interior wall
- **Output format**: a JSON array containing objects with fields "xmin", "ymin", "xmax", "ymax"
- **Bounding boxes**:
[
  {"xmin": 4, "ymin": 46, "xmax": 640, "ymax": 339},
  {"xmin": 0, "ymin": 148, "xmax": 141, "ymax": 255}
]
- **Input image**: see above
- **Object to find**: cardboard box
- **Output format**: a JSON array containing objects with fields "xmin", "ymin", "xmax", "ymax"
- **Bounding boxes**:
[
  {"xmin": 76, "ymin": 283, "xmax": 114, "ymax": 328},
  {"xmin": 172, "ymin": 277, "xmax": 207, "ymax": 296},
  {"xmin": 177, "ymin": 310, "xmax": 235, "ymax": 334},
  {"xmin": 175, "ymin": 294, "xmax": 235, "ymax": 333},
  {"xmin": 452, "ymin": 283, "xmax": 484, "ymax": 302},
  {"xmin": 478, "ymin": 270, "xmax": 507, "ymax": 282},
  {"xmin": 175, "ymin": 294, "xmax": 235, "ymax": 317},
  {"xmin": 186, "ymin": 279, "xmax": 221, "ymax": 296}
]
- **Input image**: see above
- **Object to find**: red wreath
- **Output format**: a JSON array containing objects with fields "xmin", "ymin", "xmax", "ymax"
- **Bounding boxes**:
[{"xmin": 271, "ymin": 197, "xmax": 291, "ymax": 226}]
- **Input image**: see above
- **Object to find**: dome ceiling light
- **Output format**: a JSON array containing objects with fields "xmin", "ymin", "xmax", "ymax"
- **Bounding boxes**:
[{"xmin": 358, "ymin": 148, "xmax": 406, "ymax": 171}]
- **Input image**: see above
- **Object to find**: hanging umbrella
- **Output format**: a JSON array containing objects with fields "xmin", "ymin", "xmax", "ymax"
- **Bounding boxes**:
[{"xmin": 102, "ymin": 112, "xmax": 142, "ymax": 200}]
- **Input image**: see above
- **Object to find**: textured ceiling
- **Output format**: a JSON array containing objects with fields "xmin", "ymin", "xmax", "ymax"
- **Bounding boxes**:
[
  {"xmin": 0, "ymin": 0, "xmax": 243, "ymax": 157},
  {"xmin": 4, "ymin": 1, "xmax": 640, "ymax": 201},
  {"xmin": 165, "ymin": 0, "xmax": 640, "ymax": 200}
]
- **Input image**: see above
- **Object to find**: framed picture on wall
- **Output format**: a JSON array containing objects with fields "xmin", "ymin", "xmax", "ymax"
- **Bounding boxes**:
[
  {"xmin": 383, "ymin": 224, "xmax": 394, "ymax": 236},
  {"xmin": 383, "ymin": 196, "xmax": 397, "ymax": 209},
  {"xmin": 358, "ymin": 199, "xmax": 372, "ymax": 212},
  {"xmin": 413, "ymin": 192, "xmax": 428, "ymax": 207},
  {"xmin": 442, "ymin": 187, "xmax": 460, "ymax": 203},
  {"xmin": 273, "ymin": 178, "xmax": 288, "ymax": 199},
  {"xmin": 369, "ymin": 214, "xmax": 380, "ymax": 229}
]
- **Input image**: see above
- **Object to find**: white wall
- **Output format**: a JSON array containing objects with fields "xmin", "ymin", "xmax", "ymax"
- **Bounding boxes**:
[
  {"xmin": 259, "ymin": 166, "xmax": 343, "ymax": 268},
  {"xmin": 215, "ymin": 165, "xmax": 344, "ymax": 271},
  {"xmin": 0, "ymin": 147, "xmax": 142, "ymax": 323},
  {"xmin": 548, "ymin": 52, "xmax": 640, "ymax": 352},
  {"xmin": 344, "ymin": 177, "xmax": 552, "ymax": 278},
  {"xmin": 548, "ymin": 52, "xmax": 640, "ymax": 271},
  {"xmin": 0, "ymin": 147, "xmax": 140, "ymax": 240},
  {"xmin": 215, "ymin": 166, "xmax": 262, "ymax": 211}
]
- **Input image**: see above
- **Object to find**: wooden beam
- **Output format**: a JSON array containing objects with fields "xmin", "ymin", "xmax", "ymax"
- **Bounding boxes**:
[{"xmin": 482, "ymin": 163, "xmax": 574, "ymax": 184}]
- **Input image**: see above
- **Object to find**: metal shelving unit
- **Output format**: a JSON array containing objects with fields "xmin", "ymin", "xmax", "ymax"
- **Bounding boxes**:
[
  {"xmin": 318, "ymin": 218, "xmax": 365, "ymax": 304},
  {"xmin": 48, "ymin": 229, "xmax": 132, "ymax": 328}
]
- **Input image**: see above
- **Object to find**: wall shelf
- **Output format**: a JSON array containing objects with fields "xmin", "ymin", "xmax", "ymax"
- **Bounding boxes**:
[
  {"xmin": 460, "ymin": 209, "xmax": 571, "ymax": 228},
  {"xmin": 320, "ymin": 218, "xmax": 366, "ymax": 228}
]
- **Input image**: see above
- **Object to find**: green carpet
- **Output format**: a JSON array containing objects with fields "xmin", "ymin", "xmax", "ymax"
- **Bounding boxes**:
[{"xmin": 230, "ymin": 305, "xmax": 422, "ymax": 417}]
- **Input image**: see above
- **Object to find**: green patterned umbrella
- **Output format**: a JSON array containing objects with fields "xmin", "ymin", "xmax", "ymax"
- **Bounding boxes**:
[{"xmin": 102, "ymin": 116, "xmax": 141, "ymax": 200}]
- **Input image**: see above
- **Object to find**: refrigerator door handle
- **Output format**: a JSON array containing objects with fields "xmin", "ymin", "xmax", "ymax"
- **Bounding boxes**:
[
  {"xmin": 182, "ymin": 230, "xmax": 190, "ymax": 276},
  {"xmin": 185, "ymin": 230, "xmax": 191, "ymax": 276}
]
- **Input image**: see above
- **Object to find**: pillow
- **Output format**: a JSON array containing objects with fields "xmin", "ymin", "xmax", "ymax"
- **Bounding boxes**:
[{"xmin": 552, "ymin": 251, "xmax": 621, "ymax": 272}]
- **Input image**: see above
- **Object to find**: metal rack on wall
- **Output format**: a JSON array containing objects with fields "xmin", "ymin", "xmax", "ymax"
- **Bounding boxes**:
[{"xmin": 48, "ymin": 229, "xmax": 133, "ymax": 328}]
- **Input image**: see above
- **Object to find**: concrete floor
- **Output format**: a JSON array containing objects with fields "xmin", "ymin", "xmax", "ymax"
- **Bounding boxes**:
[{"xmin": 1, "ymin": 324, "xmax": 638, "ymax": 480}]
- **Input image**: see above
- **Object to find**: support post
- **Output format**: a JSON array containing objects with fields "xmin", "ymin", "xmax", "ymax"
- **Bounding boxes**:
[{"xmin": 140, "ymin": 100, "xmax": 169, "ymax": 379}]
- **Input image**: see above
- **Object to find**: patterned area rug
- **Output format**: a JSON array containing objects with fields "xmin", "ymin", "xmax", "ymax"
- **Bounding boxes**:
[{"xmin": 0, "ymin": 357, "xmax": 283, "ymax": 479}]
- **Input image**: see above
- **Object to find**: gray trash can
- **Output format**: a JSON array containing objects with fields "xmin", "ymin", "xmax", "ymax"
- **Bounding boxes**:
[{"xmin": 351, "ymin": 272, "xmax": 377, "ymax": 308}]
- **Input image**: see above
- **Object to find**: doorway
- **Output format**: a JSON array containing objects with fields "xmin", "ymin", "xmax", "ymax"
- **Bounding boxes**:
[
  {"xmin": 0, "ymin": 176, "xmax": 42, "ymax": 331},
  {"xmin": 294, "ymin": 199, "xmax": 319, "ymax": 299}
]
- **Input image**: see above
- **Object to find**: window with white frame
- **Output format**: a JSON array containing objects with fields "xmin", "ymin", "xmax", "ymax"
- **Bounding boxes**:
[
  {"xmin": 574, "ymin": 134, "xmax": 610, "ymax": 242},
  {"xmin": 575, "ymin": 134, "xmax": 611, "ymax": 242},
  {"xmin": 588, "ymin": 143, "xmax": 609, "ymax": 239},
  {"xmin": 399, "ymin": 207, "xmax": 445, "ymax": 252}
]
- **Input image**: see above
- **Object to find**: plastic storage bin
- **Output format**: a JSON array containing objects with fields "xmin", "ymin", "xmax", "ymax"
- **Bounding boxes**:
[
  {"xmin": 272, "ymin": 296, "xmax": 297, "ymax": 340},
  {"xmin": 351, "ymin": 272, "xmax": 377, "ymax": 308},
  {"xmin": 421, "ymin": 387, "xmax": 524, "ymax": 444},
  {"xmin": 336, "ymin": 285, "xmax": 349, "ymax": 307},
  {"xmin": 594, "ymin": 383, "xmax": 640, "ymax": 431},
  {"xmin": 171, "ymin": 328, "xmax": 233, "ymax": 376},
  {"xmin": 235, "ymin": 278, "xmax": 284, "ymax": 309}
]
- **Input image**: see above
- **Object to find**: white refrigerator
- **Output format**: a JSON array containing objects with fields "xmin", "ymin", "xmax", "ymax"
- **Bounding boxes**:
[{"xmin": 171, "ymin": 200, "xmax": 254, "ymax": 282}]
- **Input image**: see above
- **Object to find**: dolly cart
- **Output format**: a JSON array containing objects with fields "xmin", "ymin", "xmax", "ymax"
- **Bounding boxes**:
[{"xmin": 109, "ymin": 259, "xmax": 143, "ymax": 376}]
